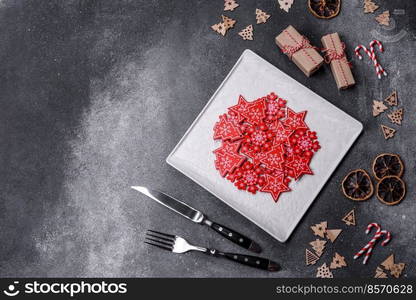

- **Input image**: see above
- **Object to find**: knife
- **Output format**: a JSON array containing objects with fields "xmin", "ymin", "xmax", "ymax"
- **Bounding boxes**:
[{"xmin": 131, "ymin": 186, "xmax": 262, "ymax": 253}]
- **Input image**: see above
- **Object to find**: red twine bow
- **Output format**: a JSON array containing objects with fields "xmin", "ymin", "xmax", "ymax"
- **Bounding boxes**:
[
  {"xmin": 281, "ymin": 36, "xmax": 316, "ymax": 60},
  {"xmin": 322, "ymin": 42, "xmax": 352, "ymax": 68}
]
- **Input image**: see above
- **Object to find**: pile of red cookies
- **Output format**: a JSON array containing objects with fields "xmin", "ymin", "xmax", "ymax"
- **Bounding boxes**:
[{"xmin": 213, "ymin": 93, "xmax": 321, "ymax": 202}]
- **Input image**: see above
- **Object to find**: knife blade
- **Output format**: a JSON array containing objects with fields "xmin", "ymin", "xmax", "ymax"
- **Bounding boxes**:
[{"xmin": 132, "ymin": 186, "xmax": 262, "ymax": 253}]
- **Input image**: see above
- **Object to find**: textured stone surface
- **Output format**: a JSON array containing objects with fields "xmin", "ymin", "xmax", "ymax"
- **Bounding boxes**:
[{"xmin": 0, "ymin": 0, "xmax": 414, "ymax": 277}]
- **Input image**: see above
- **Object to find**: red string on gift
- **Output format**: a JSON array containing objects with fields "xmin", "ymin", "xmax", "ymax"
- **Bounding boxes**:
[
  {"xmin": 322, "ymin": 35, "xmax": 353, "ymax": 87},
  {"xmin": 281, "ymin": 35, "xmax": 316, "ymax": 60},
  {"xmin": 322, "ymin": 42, "xmax": 350, "ymax": 65}
]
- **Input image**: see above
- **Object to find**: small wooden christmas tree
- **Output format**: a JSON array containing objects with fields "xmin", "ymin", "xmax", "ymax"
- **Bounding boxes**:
[
  {"xmin": 385, "ymin": 90, "xmax": 398, "ymax": 106},
  {"xmin": 381, "ymin": 125, "xmax": 396, "ymax": 140},
  {"xmin": 310, "ymin": 221, "xmax": 327, "ymax": 238},
  {"xmin": 255, "ymin": 9, "xmax": 270, "ymax": 24},
  {"xmin": 376, "ymin": 10, "xmax": 390, "ymax": 26},
  {"xmin": 372, "ymin": 100, "xmax": 388, "ymax": 117},
  {"xmin": 309, "ymin": 239, "xmax": 326, "ymax": 257},
  {"xmin": 224, "ymin": 0, "xmax": 239, "ymax": 11},
  {"xmin": 374, "ymin": 267, "xmax": 388, "ymax": 278},
  {"xmin": 363, "ymin": 0, "xmax": 379, "ymax": 14},
  {"xmin": 238, "ymin": 25, "xmax": 253, "ymax": 41},
  {"xmin": 305, "ymin": 249, "xmax": 319, "ymax": 265},
  {"xmin": 330, "ymin": 253, "xmax": 347, "ymax": 269},
  {"xmin": 279, "ymin": 0, "xmax": 294, "ymax": 13},
  {"xmin": 342, "ymin": 209, "xmax": 356, "ymax": 226},
  {"xmin": 316, "ymin": 263, "xmax": 333, "ymax": 278},
  {"xmin": 221, "ymin": 15, "xmax": 236, "ymax": 30},
  {"xmin": 211, "ymin": 23, "xmax": 227, "ymax": 36},
  {"xmin": 387, "ymin": 108, "xmax": 403, "ymax": 125}
]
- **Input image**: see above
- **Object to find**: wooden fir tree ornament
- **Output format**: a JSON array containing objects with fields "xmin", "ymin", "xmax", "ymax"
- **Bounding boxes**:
[
  {"xmin": 387, "ymin": 108, "xmax": 403, "ymax": 125},
  {"xmin": 373, "ymin": 100, "xmax": 388, "ymax": 117},
  {"xmin": 390, "ymin": 263, "xmax": 406, "ymax": 278},
  {"xmin": 211, "ymin": 22, "xmax": 227, "ymax": 36},
  {"xmin": 224, "ymin": 0, "xmax": 239, "ymax": 11},
  {"xmin": 309, "ymin": 239, "xmax": 326, "ymax": 257},
  {"xmin": 255, "ymin": 9, "xmax": 270, "ymax": 24},
  {"xmin": 381, "ymin": 125, "xmax": 396, "ymax": 140},
  {"xmin": 311, "ymin": 221, "xmax": 327, "ymax": 238},
  {"xmin": 278, "ymin": 0, "xmax": 294, "ymax": 13},
  {"xmin": 374, "ymin": 267, "xmax": 388, "ymax": 278},
  {"xmin": 221, "ymin": 15, "xmax": 236, "ymax": 30},
  {"xmin": 326, "ymin": 229, "xmax": 342, "ymax": 243},
  {"xmin": 238, "ymin": 25, "xmax": 253, "ymax": 40},
  {"xmin": 376, "ymin": 11, "xmax": 390, "ymax": 26},
  {"xmin": 385, "ymin": 90, "xmax": 398, "ymax": 106},
  {"xmin": 380, "ymin": 254, "xmax": 406, "ymax": 278},
  {"xmin": 316, "ymin": 263, "xmax": 333, "ymax": 278},
  {"xmin": 305, "ymin": 248, "xmax": 320, "ymax": 266},
  {"xmin": 363, "ymin": 0, "xmax": 379, "ymax": 14},
  {"xmin": 381, "ymin": 254, "xmax": 395, "ymax": 270},
  {"xmin": 211, "ymin": 15, "xmax": 236, "ymax": 37},
  {"xmin": 342, "ymin": 209, "xmax": 356, "ymax": 226},
  {"xmin": 330, "ymin": 252, "xmax": 347, "ymax": 269}
]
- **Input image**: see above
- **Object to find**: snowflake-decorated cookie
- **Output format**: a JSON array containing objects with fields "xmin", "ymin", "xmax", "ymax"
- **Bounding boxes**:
[{"xmin": 213, "ymin": 93, "xmax": 320, "ymax": 202}]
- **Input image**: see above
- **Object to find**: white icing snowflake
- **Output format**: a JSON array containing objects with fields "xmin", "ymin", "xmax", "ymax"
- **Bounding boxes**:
[
  {"xmin": 217, "ymin": 123, "xmax": 231, "ymax": 136},
  {"xmin": 269, "ymin": 153, "xmax": 283, "ymax": 165},
  {"xmin": 219, "ymin": 156, "xmax": 233, "ymax": 169},
  {"xmin": 248, "ymin": 108, "xmax": 263, "ymax": 120}
]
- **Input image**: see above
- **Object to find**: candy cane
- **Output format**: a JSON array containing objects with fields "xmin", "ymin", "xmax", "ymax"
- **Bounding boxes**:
[
  {"xmin": 369, "ymin": 40, "xmax": 387, "ymax": 78},
  {"xmin": 355, "ymin": 40, "xmax": 387, "ymax": 79},
  {"xmin": 354, "ymin": 45, "xmax": 372, "ymax": 60},
  {"xmin": 354, "ymin": 223, "xmax": 392, "ymax": 264},
  {"xmin": 355, "ymin": 45, "xmax": 379, "ymax": 78},
  {"xmin": 366, "ymin": 222, "xmax": 381, "ymax": 234},
  {"xmin": 363, "ymin": 230, "xmax": 391, "ymax": 264},
  {"xmin": 379, "ymin": 230, "xmax": 391, "ymax": 246},
  {"xmin": 354, "ymin": 223, "xmax": 381, "ymax": 260}
]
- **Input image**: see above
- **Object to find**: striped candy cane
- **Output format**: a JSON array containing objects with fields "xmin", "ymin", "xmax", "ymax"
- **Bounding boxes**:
[
  {"xmin": 369, "ymin": 40, "xmax": 388, "ymax": 78},
  {"xmin": 354, "ymin": 223, "xmax": 392, "ymax": 264},
  {"xmin": 354, "ymin": 223, "xmax": 381, "ymax": 260},
  {"xmin": 355, "ymin": 40, "xmax": 387, "ymax": 79},
  {"xmin": 354, "ymin": 45, "xmax": 379, "ymax": 78},
  {"xmin": 362, "ymin": 230, "xmax": 391, "ymax": 264},
  {"xmin": 354, "ymin": 45, "xmax": 372, "ymax": 60}
]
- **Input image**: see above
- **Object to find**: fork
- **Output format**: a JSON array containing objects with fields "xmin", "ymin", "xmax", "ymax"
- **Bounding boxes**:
[{"xmin": 145, "ymin": 230, "xmax": 280, "ymax": 272}]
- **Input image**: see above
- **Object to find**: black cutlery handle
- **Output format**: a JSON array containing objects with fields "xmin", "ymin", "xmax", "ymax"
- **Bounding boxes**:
[
  {"xmin": 203, "ymin": 220, "xmax": 262, "ymax": 253},
  {"xmin": 206, "ymin": 249, "xmax": 280, "ymax": 272}
]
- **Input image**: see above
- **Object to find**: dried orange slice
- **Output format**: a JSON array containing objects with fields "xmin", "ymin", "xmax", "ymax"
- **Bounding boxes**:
[
  {"xmin": 308, "ymin": 0, "xmax": 341, "ymax": 19},
  {"xmin": 372, "ymin": 153, "xmax": 404, "ymax": 181},
  {"xmin": 376, "ymin": 175, "xmax": 406, "ymax": 205},
  {"xmin": 341, "ymin": 169, "xmax": 373, "ymax": 201}
]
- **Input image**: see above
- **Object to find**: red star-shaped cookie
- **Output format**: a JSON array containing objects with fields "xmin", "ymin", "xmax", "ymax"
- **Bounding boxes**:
[
  {"xmin": 261, "ymin": 174, "xmax": 291, "ymax": 201},
  {"xmin": 227, "ymin": 111, "xmax": 244, "ymax": 126},
  {"xmin": 213, "ymin": 114, "xmax": 242, "ymax": 141},
  {"xmin": 283, "ymin": 108, "xmax": 308, "ymax": 131},
  {"xmin": 269, "ymin": 121, "xmax": 294, "ymax": 146},
  {"xmin": 229, "ymin": 95, "xmax": 250, "ymax": 116},
  {"xmin": 214, "ymin": 151, "xmax": 246, "ymax": 177},
  {"xmin": 214, "ymin": 140, "xmax": 242, "ymax": 156},
  {"xmin": 266, "ymin": 100, "xmax": 280, "ymax": 115},
  {"xmin": 286, "ymin": 155, "xmax": 313, "ymax": 180},
  {"xmin": 240, "ymin": 98, "xmax": 266, "ymax": 125},
  {"xmin": 244, "ymin": 149, "xmax": 268, "ymax": 166},
  {"xmin": 261, "ymin": 145, "xmax": 285, "ymax": 171}
]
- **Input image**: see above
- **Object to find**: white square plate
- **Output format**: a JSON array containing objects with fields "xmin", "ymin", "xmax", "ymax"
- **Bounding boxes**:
[{"xmin": 166, "ymin": 50, "xmax": 362, "ymax": 242}]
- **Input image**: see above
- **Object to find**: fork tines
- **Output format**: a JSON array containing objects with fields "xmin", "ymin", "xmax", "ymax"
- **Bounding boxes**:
[{"xmin": 145, "ymin": 230, "xmax": 176, "ymax": 251}]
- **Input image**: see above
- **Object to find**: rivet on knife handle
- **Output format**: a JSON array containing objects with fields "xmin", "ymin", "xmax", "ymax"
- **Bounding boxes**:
[
  {"xmin": 203, "ymin": 219, "xmax": 262, "ymax": 253},
  {"xmin": 221, "ymin": 252, "xmax": 279, "ymax": 272}
]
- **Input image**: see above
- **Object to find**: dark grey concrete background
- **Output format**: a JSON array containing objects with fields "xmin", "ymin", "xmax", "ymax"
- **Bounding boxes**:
[{"xmin": 0, "ymin": 0, "xmax": 414, "ymax": 277}]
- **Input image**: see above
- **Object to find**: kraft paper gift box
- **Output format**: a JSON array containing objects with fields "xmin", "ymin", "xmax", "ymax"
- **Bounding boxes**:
[
  {"xmin": 275, "ymin": 25, "xmax": 324, "ymax": 77},
  {"xmin": 321, "ymin": 32, "xmax": 355, "ymax": 90}
]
